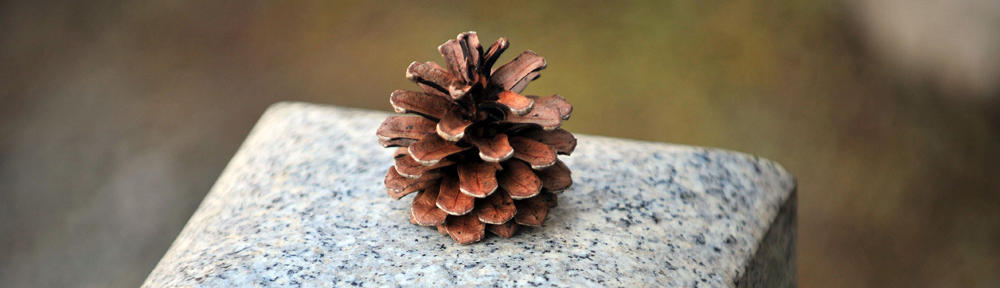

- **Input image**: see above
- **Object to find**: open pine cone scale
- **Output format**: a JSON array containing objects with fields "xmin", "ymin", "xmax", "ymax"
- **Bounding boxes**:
[{"xmin": 376, "ymin": 31, "xmax": 576, "ymax": 244}]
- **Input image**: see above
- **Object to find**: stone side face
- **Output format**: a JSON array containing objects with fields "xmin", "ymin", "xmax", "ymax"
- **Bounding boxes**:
[
  {"xmin": 737, "ymin": 191, "xmax": 797, "ymax": 288},
  {"xmin": 143, "ymin": 102, "xmax": 796, "ymax": 287}
]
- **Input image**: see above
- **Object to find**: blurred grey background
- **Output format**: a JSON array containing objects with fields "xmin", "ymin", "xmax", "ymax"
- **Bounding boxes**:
[{"xmin": 1, "ymin": 0, "xmax": 998, "ymax": 287}]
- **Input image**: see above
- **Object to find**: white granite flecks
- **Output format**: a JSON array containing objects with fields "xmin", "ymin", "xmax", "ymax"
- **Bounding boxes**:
[{"xmin": 143, "ymin": 102, "xmax": 796, "ymax": 287}]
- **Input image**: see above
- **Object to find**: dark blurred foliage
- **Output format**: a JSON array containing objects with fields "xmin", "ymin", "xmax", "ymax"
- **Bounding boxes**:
[{"xmin": 1, "ymin": 1, "xmax": 998, "ymax": 287}]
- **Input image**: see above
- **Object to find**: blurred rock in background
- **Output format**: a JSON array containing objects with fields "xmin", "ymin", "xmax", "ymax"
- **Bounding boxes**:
[
  {"xmin": 853, "ymin": 0, "xmax": 1000, "ymax": 100},
  {"xmin": 1, "ymin": 1, "xmax": 997, "ymax": 287}
]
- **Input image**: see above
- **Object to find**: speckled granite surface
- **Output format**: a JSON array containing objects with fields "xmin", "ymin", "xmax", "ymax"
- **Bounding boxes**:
[{"xmin": 143, "ymin": 102, "xmax": 796, "ymax": 287}]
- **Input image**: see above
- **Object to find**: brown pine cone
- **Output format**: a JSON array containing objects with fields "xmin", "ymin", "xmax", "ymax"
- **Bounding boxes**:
[{"xmin": 376, "ymin": 31, "xmax": 575, "ymax": 244}]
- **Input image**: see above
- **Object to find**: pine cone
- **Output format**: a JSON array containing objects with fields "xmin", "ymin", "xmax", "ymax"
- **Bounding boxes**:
[{"xmin": 376, "ymin": 31, "xmax": 576, "ymax": 244}]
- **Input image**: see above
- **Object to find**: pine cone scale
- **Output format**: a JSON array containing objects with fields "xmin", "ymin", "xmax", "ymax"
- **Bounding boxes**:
[
  {"xmin": 389, "ymin": 90, "xmax": 449, "ymax": 120},
  {"xmin": 445, "ymin": 213, "xmax": 486, "ymax": 244},
  {"xmin": 459, "ymin": 33, "xmax": 482, "ymax": 78},
  {"xmin": 490, "ymin": 51, "xmax": 546, "ymax": 92},
  {"xmin": 480, "ymin": 37, "xmax": 509, "ymax": 74},
  {"xmin": 520, "ymin": 128, "xmax": 577, "ymax": 155},
  {"xmin": 509, "ymin": 136, "xmax": 558, "ymax": 169},
  {"xmin": 503, "ymin": 96, "xmax": 563, "ymax": 130},
  {"xmin": 405, "ymin": 61, "xmax": 456, "ymax": 95},
  {"xmin": 376, "ymin": 115, "xmax": 435, "ymax": 147},
  {"xmin": 435, "ymin": 174, "xmax": 476, "ymax": 216},
  {"xmin": 385, "ymin": 168, "xmax": 440, "ymax": 200},
  {"xmin": 487, "ymin": 221, "xmax": 518, "ymax": 238},
  {"xmin": 438, "ymin": 39, "xmax": 470, "ymax": 84},
  {"xmin": 475, "ymin": 191, "xmax": 517, "ymax": 225},
  {"xmin": 407, "ymin": 135, "xmax": 469, "ymax": 166},
  {"xmin": 418, "ymin": 82, "xmax": 450, "ymax": 98},
  {"xmin": 393, "ymin": 150, "xmax": 452, "ymax": 179},
  {"xmin": 457, "ymin": 161, "xmax": 499, "ymax": 198},
  {"xmin": 537, "ymin": 160, "xmax": 572, "ymax": 192},
  {"xmin": 435, "ymin": 106, "xmax": 473, "ymax": 141},
  {"xmin": 466, "ymin": 133, "xmax": 514, "ymax": 162},
  {"xmin": 498, "ymin": 160, "xmax": 542, "ymax": 200},
  {"xmin": 538, "ymin": 94, "xmax": 573, "ymax": 120},
  {"xmin": 513, "ymin": 196, "xmax": 549, "ymax": 227},
  {"xmin": 411, "ymin": 183, "xmax": 448, "ymax": 226},
  {"xmin": 496, "ymin": 91, "xmax": 535, "ymax": 115}
]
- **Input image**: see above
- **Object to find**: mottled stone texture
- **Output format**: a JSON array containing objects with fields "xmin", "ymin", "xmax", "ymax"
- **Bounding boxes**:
[{"xmin": 143, "ymin": 102, "xmax": 796, "ymax": 287}]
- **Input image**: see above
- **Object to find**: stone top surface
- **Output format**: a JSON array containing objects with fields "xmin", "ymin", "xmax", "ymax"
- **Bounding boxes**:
[{"xmin": 143, "ymin": 102, "xmax": 795, "ymax": 287}]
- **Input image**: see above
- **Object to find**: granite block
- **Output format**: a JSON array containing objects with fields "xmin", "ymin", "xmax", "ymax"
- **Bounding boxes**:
[{"xmin": 143, "ymin": 102, "xmax": 796, "ymax": 287}]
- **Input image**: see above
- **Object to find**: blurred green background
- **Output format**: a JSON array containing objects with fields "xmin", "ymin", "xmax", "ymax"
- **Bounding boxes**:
[{"xmin": 2, "ymin": 0, "xmax": 998, "ymax": 287}]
